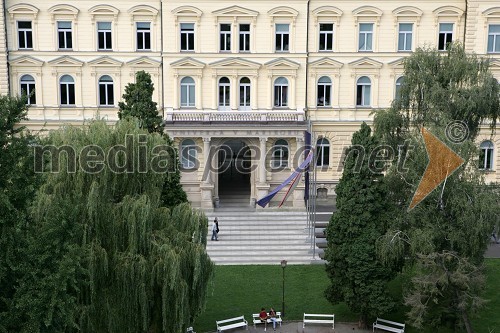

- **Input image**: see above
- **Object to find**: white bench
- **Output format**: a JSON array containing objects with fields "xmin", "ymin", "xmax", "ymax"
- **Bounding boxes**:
[
  {"xmin": 373, "ymin": 318, "xmax": 405, "ymax": 333},
  {"xmin": 252, "ymin": 312, "xmax": 282, "ymax": 329},
  {"xmin": 303, "ymin": 313, "xmax": 335, "ymax": 329},
  {"xmin": 216, "ymin": 316, "xmax": 248, "ymax": 332}
]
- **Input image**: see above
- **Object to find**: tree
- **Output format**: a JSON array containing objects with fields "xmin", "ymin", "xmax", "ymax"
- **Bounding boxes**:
[
  {"xmin": 0, "ymin": 95, "xmax": 42, "ymax": 333},
  {"xmin": 118, "ymin": 70, "xmax": 187, "ymax": 208},
  {"xmin": 10, "ymin": 120, "xmax": 214, "ymax": 333},
  {"xmin": 324, "ymin": 122, "xmax": 395, "ymax": 328},
  {"xmin": 374, "ymin": 43, "xmax": 500, "ymax": 332}
]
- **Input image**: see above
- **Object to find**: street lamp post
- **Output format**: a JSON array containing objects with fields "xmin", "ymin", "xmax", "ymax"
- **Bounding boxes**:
[{"xmin": 281, "ymin": 260, "xmax": 287, "ymax": 317}]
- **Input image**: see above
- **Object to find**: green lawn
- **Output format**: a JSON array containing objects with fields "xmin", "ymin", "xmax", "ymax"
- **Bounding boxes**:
[{"xmin": 193, "ymin": 259, "xmax": 500, "ymax": 333}]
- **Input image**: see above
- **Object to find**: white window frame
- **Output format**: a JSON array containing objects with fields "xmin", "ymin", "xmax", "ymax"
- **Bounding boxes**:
[
  {"xmin": 488, "ymin": 24, "xmax": 500, "ymax": 54},
  {"xmin": 239, "ymin": 77, "xmax": 251, "ymax": 111},
  {"xmin": 275, "ymin": 24, "xmax": 290, "ymax": 52},
  {"xmin": 57, "ymin": 21, "xmax": 73, "ymax": 50},
  {"xmin": 438, "ymin": 23, "xmax": 454, "ymax": 51},
  {"xmin": 59, "ymin": 75, "xmax": 76, "ymax": 106},
  {"xmin": 136, "ymin": 22, "xmax": 151, "ymax": 51},
  {"xmin": 356, "ymin": 76, "xmax": 371, "ymax": 107},
  {"xmin": 239, "ymin": 23, "xmax": 250, "ymax": 52},
  {"xmin": 180, "ymin": 76, "xmax": 196, "ymax": 108},
  {"xmin": 180, "ymin": 23, "xmax": 195, "ymax": 52},
  {"xmin": 181, "ymin": 139, "xmax": 197, "ymax": 169},
  {"xmin": 317, "ymin": 76, "xmax": 332, "ymax": 107},
  {"xmin": 20, "ymin": 74, "xmax": 36, "ymax": 105},
  {"xmin": 358, "ymin": 23, "xmax": 373, "ymax": 51},
  {"xmin": 479, "ymin": 140, "xmax": 494, "ymax": 170},
  {"xmin": 319, "ymin": 23, "xmax": 334, "ymax": 51},
  {"xmin": 395, "ymin": 76, "xmax": 404, "ymax": 100},
  {"xmin": 398, "ymin": 23, "xmax": 413, "ymax": 52},
  {"xmin": 97, "ymin": 21, "xmax": 112, "ymax": 50},
  {"xmin": 274, "ymin": 77, "xmax": 289, "ymax": 108},
  {"xmin": 17, "ymin": 21, "xmax": 33, "ymax": 49},
  {"xmin": 218, "ymin": 77, "xmax": 231, "ymax": 111},
  {"xmin": 316, "ymin": 138, "xmax": 330, "ymax": 167},
  {"xmin": 219, "ymin": 23, "xmax": 231, "ymax": 52},
  {"xmin": 98, "ymin": 75, "xmax": 114, "ymax": 106}
]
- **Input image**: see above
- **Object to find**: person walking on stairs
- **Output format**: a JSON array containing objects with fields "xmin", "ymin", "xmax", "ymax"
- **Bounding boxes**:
[{"xmin": 211, "ymin": 217, "xmax": 219, "ymax": 241}]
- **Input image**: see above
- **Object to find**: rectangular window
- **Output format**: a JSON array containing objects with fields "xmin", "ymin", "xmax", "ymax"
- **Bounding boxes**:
[
  {"xmin": 358, "ymin": 23, "xmax": 373, "ymax": 51},
  {"xmin": 61, "ymin": 84, "xmax": 75, "ymax": 105},
  {"xmin": 136, "ymin": 22, "xmax": 151, "ymax": 51},
  {"xmin": 20, "ymin": 82, "xmax": 36, "ymax": 105},
  {"xmin": 275, "ymin": 24, "xmax": 290, "ymax": 52},
  {"xmin": 17, "ymin": 21, "xmax": 33, "ymax": 49},
  {"xmin": 57, "ymin": 21, "xmax": 72, "ymax": 50},
  {"xmin": 239, "ymin": 24, "xmax": 250, "ymax": 52},
  {"xmin": 97, "ymin": 22, "xmax": 112, "ymax": 50},
  {"xmin": 488, "ymin": 24, "xmax": 500, "ymax": 53},
  {"xmin": 438, "ymin": 23, "xmax": 453, "ymax": 51},
  {"xmin": 180, "ymin": 23, "xmax": 195, "ymax": 51},
  {"xmin": 220, "ymin": 24, "xmax": 231, "ymax": 52},
  {"xmin": 319, "ymin": 23, "xmax": 333, "ymax": 51},
  {"xmin": 398, "ymin": 23, "xmax": 413, "ymax": 51}
]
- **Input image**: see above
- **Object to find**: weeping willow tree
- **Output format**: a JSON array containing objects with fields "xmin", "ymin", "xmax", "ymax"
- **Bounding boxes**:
[
  {"xmin": 12, "ymin": 120, "xmax": 213, "ymax": 333},
  {"xmin": 374, "ymin": 43, "xmax": 500, "ymax": 332}
]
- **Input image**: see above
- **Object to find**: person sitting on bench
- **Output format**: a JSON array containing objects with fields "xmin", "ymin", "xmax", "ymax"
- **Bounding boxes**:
[
  {"xmin": 259, "ymin": 307, "xmax": 269, "ymax": 330},
  {"xmin": 268, "ymin": 307, "xmax": 278, "ymax": 331}
]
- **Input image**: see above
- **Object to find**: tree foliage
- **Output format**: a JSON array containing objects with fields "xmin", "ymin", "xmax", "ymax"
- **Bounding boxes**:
[
  {"xmin": 0, "ymin": 95, "xmax": 42, "ymax": 333},
  {"xmin": 324, "ymin": 122, "xmax": 395, "ymax": 328},
  {"xmin": 374, "ymin": 43, "xmax": 500, "ymax": 332},
  {"xmin": 118, "ymin": 70, "xmax": 187, "ymax": 208},
  {"xmin": 8, "ymin": 121, "xmax": 213, "ymax": 333}
]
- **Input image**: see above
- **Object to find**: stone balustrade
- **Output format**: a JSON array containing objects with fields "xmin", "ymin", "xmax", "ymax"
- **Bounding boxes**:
[{"xmin": 164, "ymin": 110, "xmax": 305, "ymax": 122}]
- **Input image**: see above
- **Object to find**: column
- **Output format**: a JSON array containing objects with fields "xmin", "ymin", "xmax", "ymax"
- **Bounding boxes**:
[
  {"xmin": 256, "ymin": 137, "xmax": 270, "ymax": 209},
  {"xmin": 293, "ymin": 136, "xmax": 306, "ymax": 208},
  {"xmin": 200, "ymin": 136, "xmax": 215, "ymax": 210}
]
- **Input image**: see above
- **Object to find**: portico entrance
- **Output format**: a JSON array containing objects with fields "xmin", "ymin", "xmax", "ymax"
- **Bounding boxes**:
[{"xmin": 217, "ymin": 140, "xmax": 252, "ymax": 207}]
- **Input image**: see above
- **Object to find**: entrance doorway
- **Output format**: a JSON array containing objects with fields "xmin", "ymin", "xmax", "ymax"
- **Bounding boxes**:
[{"xmin": 217, "ymin": 140, "xmax": 251, "ymax": 204}]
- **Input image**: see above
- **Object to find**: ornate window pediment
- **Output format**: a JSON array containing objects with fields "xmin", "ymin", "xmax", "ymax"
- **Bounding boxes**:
[
  {"xmin": 312, "ymin": 6, "xmax": 343, "ymax": 25},
  {"xmin": 268, "ymin": 7, "xmax": 299, "ymax": 25},
  {"xmin": 172, "ymin": 6, "xmax": 202, "ymax": 25},
  {"xmin": 49, "ymin": 55, "xmax": 84, "ymax": 67},
  {"xmin": 10, "ymin": 55, "xmax": 43, "ymax": 67},
  {"xmin": 393, "ymin": 6, "xmax": 423, "ymax": 26},
  {"xmin": 388, "ymin": 57, "xmax": 406, "ymax": 77},
  {"xmin": 349, "ymin": 57, "xmax": 383, "ymax": 77},
  {"xmin": 433, "ymin": 6, "xmax": 464, "ymax": 26},
  {"xmin": 213, "ymin": 6, "xmax": 258, "ymax": 19},
  {"xmin": 171, "ymin": 57, "xmax": 205, "ymax": 69},
  {"xmin": 210, "ymin": 58, "xmax": 260, "ymax": 77},
  {"xmin": 309, "ymin": 57, "xmax": 343, "ymax": 70},
  {"xmin": 265, "ymin": 58, "xmax": 300, "ymax": 70},
  {"xmin": 128, "ymin": 5, "xmax": 158, "ymax": 21},
  {"xmin": 7, "ymin": 4, "xmax": 39, "ymax": 20},
  {"xmin": 88, "ymin": 5, "xmax": 119, "ymax": 21},
  {"xmin": 48, "ymin": 4, "xmax": 79, "ymax": 21},
  {"xmin": 489, "ymin": 59, "xmax": 500, "ymax": 77},
  {"xmin": 88, "ymin": 56, "xmax": 122, "ymax": 67},
  {"xmin": 352, "ymin": 6, "xmax": 383, "ymax": 26},
  {"xmin": 483, "ymin": 7, "xmax": 500, "ymax": 28},
  {"xmin": 127, "ymin": 57, "xmax": 161, "ymax": 77}
]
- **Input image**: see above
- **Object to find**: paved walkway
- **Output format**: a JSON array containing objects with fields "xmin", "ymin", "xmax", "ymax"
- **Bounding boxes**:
[
  {"xmin": 209, "ymin": 321, "xmax": 371, "ymax": 333},
  {"xmin": 485, "ymin": 242, "xmax": 500, "ymax": 258}
]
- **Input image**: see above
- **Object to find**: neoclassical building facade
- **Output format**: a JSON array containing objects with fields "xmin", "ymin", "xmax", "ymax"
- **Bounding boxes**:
[{"xmin": 2, "ymin": 0, "xmax": 499, "ymax": 209}]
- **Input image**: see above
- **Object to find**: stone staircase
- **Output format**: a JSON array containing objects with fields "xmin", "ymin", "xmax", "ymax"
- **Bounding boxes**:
[{"xmin": 204, "ymin": 209, "xmax": 322, "ymax": 265}]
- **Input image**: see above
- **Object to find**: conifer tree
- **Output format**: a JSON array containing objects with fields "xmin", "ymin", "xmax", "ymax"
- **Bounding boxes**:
[
  {"xmin": 324, "ymin": 122, "xmax": 395, "ymax": 328},
  {"xmin": 118, "ymin": 71, "xmax": 187, "ymax": 207}
]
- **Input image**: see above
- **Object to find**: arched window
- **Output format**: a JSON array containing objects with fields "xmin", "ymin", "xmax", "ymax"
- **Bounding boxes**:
[
  {"xmin": 272, "ymin": 139, "xmax": 289, "ymax": 168},
  {"xmin": 98, "ymin": 75, "xmax": 114, "ymax": 106},
  {"xmin": 316, "ymin": 138, "xmax": 330, "ymax": 167},
  {"xmin": 218, "ymin": 77, "xmax": 230, "ymax": 110},
  {"xmin": 181, "ymin": 76, "xmax": 195, "ymax": 107},
  {"xmin": 274, "ymin": 77, "xmax": 288, "ymax": 107},
  {"xmin": 181, "ymin": 139, "xmax": 197, "ymax": 169},
  {"xmin": 356, "ymin": 76, "xmax": 371, "ymax": 107},
  {"xmin": 59, "ymin": 75, "xmax": 75, "ymax": 105},
  {"xmin": 479, "ymin": 140, "xmax": 494, "ymax": 170},
  {"xmin": 317, "ymin": 76, "xmax": 332, "ymax": 107},
  {"xmin": 20, "ymin": 74, "xmax": 36, "ymax": 105},
  {"xmin": 239, "ymin": 77, "xmax": 251, "ymax": 110},
  {"xmin": 395, "ymin": 76, "xmax": 404, "ymax": 100}
]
